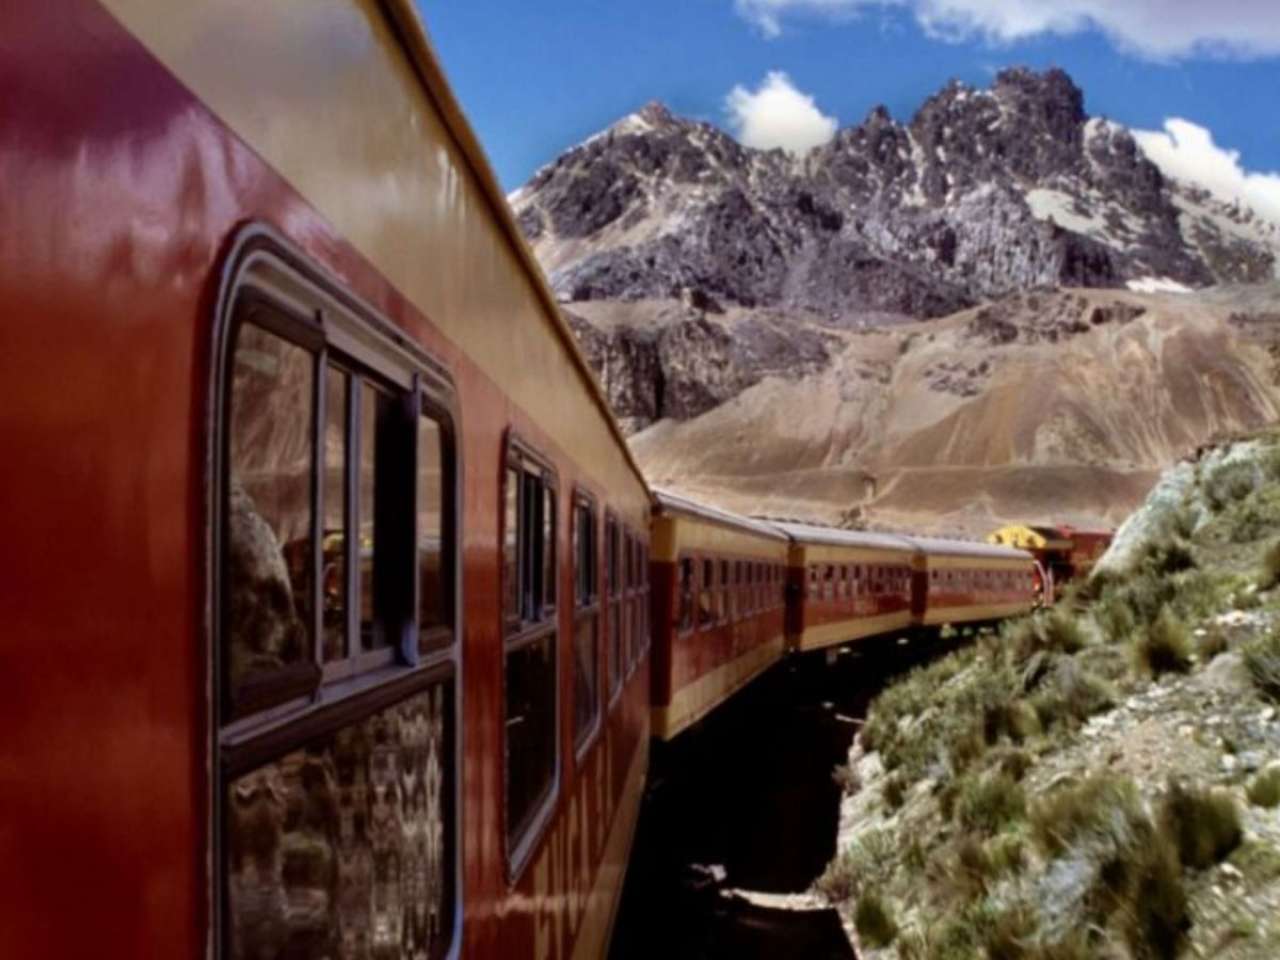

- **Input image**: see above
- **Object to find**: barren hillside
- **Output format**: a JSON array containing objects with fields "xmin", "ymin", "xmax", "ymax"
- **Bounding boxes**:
[{"xmin": 628, "ymin": 287, "xmax": 1280, "ymax": 535}]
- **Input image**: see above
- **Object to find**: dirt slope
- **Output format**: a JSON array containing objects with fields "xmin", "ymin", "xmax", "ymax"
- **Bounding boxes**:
[{"xmin": 630, "ymin": 287, "xmax": 1280, "ymax": 535}]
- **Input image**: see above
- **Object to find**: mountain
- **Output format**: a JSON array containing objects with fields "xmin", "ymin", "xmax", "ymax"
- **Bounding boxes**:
[
  {"xmin": 509, "ymin": 68, "xmax": 1280, "ymax": 533},
  {"xmin": 513, "ymin": 68, "xmax": 1280, "ymax": 324}
]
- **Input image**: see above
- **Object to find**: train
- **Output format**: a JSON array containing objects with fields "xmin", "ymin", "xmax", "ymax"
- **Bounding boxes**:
[{"xmin": 0, "ymin": 3, "xmax": 1036, "ymax": 958}]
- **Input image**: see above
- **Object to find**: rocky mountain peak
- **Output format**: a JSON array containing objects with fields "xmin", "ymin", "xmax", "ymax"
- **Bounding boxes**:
[{"xmin": 513, "ymin": 67, "xmax": 1280, "ymax": 321}]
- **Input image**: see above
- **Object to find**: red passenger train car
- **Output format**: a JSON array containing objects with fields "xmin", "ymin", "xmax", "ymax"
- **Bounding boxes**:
[
  {"xmin": 910, "ymin": 537, "xmax": 1039, "ymax": 628},
  {"xmin": 1, "ymin": 3, "xmax": 650, "ymax": 958},
  {"xmin": 648, "ymin": 492, "xmax": 790, "ymax": 740},
  {"xmin": 773, "ymin": 524, "xmax": 918, "ymax": 654}
]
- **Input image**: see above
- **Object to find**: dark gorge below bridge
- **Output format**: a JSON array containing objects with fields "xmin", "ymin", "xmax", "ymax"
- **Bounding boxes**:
[{"xmin": 610, "ymin": 632, "xmax": 968, "ymax": 958}]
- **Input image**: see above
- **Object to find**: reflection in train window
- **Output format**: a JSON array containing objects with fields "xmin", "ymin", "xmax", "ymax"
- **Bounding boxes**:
[
  {"xmin": 218, "ymin": 265, "xmax": 461, "ymax": 960},
  {"xmin": 502, "ymin": 444, "xmax": 559, "ymax": 860},
  {"xmin": 224, "ymin": 321, "xmax": 317, "ymax": 718},
  {"xmin": 678, "ymin": 556, "xmax": 695, "ymax": 632},
  {"xmin": 573, "ymin": 494, "xmax": 600, "ymax": 750},
  {"xmin": 607, "ymin": 516, "xmax": 622, "ymax": 696}
]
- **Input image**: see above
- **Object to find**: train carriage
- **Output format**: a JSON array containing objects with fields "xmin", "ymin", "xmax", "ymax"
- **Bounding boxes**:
[
  {"xmin": 906, "ymin": 537, "xmax": 1038, "ymax": 628},
  {"xmin": 648, "ymin": 491, "xmax": 789, "ymax": 741},
  {"xmin": 774, "ymin": 523, "xmax": 918, "ymax": 654},
  {"xmin": 0, "ymin": 3, "xmax": 650, "ymax": 958}
]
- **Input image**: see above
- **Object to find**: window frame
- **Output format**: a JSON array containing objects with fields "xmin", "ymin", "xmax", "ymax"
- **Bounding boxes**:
[
  {"xmin": 572, "ymin": 489, "xmax": 603, "ymax": 757},
  {"xmin": 606, "ymin": 512, "xmax": 624, "ymax": 703},
  {"xmin": 209, "ymin": 231, "xmax": 464, "ymax": 960},
  {"xmin": 500, "ymin": 435, "xmax": 562, "ymax": 877}
]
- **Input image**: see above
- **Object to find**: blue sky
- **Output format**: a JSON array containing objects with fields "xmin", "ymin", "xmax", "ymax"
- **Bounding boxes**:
[{"xmin": 421, "ymin": 0, "xmax": 1280, "ymax": 216}]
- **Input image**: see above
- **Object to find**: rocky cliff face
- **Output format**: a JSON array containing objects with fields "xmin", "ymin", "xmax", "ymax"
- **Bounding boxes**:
[{"xmin": 513, "ymin": 68, "xmax": 1280, "ymax": 329}]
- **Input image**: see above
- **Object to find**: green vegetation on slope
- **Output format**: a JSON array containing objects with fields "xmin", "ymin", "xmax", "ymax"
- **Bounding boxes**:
[{"xmin": 821, "ymin": 430, "xmax": 1280, "ymax": 960}]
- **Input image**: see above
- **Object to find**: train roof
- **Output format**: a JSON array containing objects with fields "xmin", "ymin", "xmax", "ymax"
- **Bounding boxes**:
[
  {"xmin": 652, "ymin": 489, "xmax": 790, "ymax": 541},
  {"xmin": 388, "ymin": 5, "xmax": 651, "ymax": 493},
  {"xmin": 767, "ymin": 522, "xmax": 916, "ymax": 553},
  {"xmin": 903, "ymin": 536, "xmax": 1035, "ymax": 562}
]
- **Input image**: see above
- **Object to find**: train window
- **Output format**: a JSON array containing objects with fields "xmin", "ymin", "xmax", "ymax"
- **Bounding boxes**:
[
  {"xmin": 678, "ymin": 556, "xmax": 695, "ymax": 632},
  {"xmin": 224, "ymin": 322, "xmax": 318, "ymax": 716},
  {"xmin": 700, "ymin": 558, "xmax": 716, "ymax": 629},
  {"xmin": 543, "ymin": 486, "xmax": 557, "ymax": 614},
  {"xmin": 418, "ymin": 405, "xmax": 453, "ymax": 652},
  {"xmin": 321, "ymin": 364, "xmax": 349, "ymax": 663},
  {"xmin": 504, "ymin": 465, "xmax": 520, "ymax": 626},
  {"xmin": 573, "ymin": 495, "xmax": 601, "ymax": 750},
  {"xmin": 641, "ymin": 542, "xmax": 651, "ymax": 654},
  {"xmin": 607, "ymin": 516, "xmax": 622, "ymax": 698},
  {"xmin": 720, "ymin": 560, "xmax": 730, "ymax": 622},
  {"xmin": 502, "ymin": 443, "xmax": 559, "ymax": 862},
  {"xmin": 634, "ymin": 542, "xmax": 645, "ymax": 670},
  {"xmin": 217, "ymin": 257, "xmax": 460, "ymax": 960}
]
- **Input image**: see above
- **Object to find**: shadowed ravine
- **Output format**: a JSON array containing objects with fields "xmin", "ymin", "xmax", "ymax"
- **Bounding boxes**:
[{"xmin": 610, "ymin": 635, "xmax": 965, "ymax": 958}]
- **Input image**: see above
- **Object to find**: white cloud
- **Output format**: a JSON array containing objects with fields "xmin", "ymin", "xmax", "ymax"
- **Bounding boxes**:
[
  {"xmin": 1133, "ymin": 118, "xmax": 1280, "ymax": 225},
  {"xmin": 735, "ymin": 0, "xmax": 1280, "ymax": 60},
  {"xmin": 725, "ymin": 71, "xmax": 838, "ymax": 153}
]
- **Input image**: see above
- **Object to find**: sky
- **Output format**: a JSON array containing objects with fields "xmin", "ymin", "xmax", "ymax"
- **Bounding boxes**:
[{"xmin": 421, "ymin": 0, "xmax": 1280, "ymax": 220}]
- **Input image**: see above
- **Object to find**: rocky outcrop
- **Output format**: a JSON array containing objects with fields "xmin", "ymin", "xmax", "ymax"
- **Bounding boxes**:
[{"xmin": 566, "ymin": 302, "xmax": 836, "ymax": 433}]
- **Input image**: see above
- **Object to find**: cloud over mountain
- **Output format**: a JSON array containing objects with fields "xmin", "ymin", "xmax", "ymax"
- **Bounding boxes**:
[
  {"xmin": 735, "ymin": 0, "xmax": 1280, "ymax": 59},
  {"xmin": 725, "ymin": 71, "xmax": 838, "ymax": 153},
  {"xmin": 1135, "ymin": 118, "xmax": 1280, "ymax": 225}
]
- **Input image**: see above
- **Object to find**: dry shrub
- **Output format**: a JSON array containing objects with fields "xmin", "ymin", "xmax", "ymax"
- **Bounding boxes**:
[
  {"xmin": 1197, "ymin": 624, "xmax": 1229, "ymax": 662},
  {"xmin": 1206, "ymin": 461, "xmax": 1258, "ymax": 512},
  {"xmin": 1245, "ymin": 629, "xmax": 1280, "ymax": 702},
  {"xmin": 832, "ymin": 762, "xmax": 861, "ymax": 795},
  {"xmin": 854, "ymin": 889, "xmax": 898, "ymax": 948},
  {"xmin": 1259, "ymin": 540, "xmax": 1280, "ymax": 590},
  {"xmin": 957, "ymin": 772, "xmax": 1026, "ymax": 835},
  {"xmin": 1247, "ymin": 767, "xmax": 1280, "ymax": 808},
  {"xmin": 883, "ymin": 772, "xmax": 907, "ymax": 810},
  {"xmin": 1122, "ymin": 831, "xmax": 1189, "ymax": 960},
  {"xmin": 1135, "ymin": 608, "xmax": 1193, "ymax": 676},
  {"xmin": 1160, "ymin": 780, "xmax": 1242, "ymax": 870}
]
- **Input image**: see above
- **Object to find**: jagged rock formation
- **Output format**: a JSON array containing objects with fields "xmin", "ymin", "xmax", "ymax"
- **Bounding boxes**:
[
  {"xmin": 565, "ymin": 300, "xmax": 837, "ymax": 433},
  {"xmin": 513, "ymin": 68, "xmax": 1280, "ymax": 328}
]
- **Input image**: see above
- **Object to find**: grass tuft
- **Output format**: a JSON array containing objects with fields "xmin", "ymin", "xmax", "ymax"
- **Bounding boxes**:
[
  {"xmin": 1206, "ymin": 460, "xmax": 1258, "ymax": 512},
  {"xmin": 1247, "ymin": 767, "xmax": 1280, "ymax": 808},
  {"xmin": 1197, "ymin": 624, "xmax": 1229, "ymax": 662},
  {"xmin": 853, "ymin": 889, "xmax": 898, "ymax": 948},
  {"xmin": 832, "ymin": 762, "xmax": 861, "ymax": 795},
  {"xmin": 1244, "ymin": 629, "xmax": 1280, "ymax": 702},
  {"xmin": 1122, "ymin": 830, "xmax": 1189, "ymax": 960},
  {"xmin": 1134, "ymin": 607, "xmax": 1193, "ymax": 676},
  {"xmin": 1260, "ymin": 540, "xmax": 1280, "ymax": 591},
  {"xmin": 956, "ymin": 772, "xmax": 1026, "ymax": 835},
  {"xmin": 1160, "ymin": 779, "xmax": 1243, "ymax": 869}
]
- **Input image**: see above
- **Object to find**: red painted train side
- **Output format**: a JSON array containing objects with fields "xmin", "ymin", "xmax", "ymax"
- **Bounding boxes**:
[
  {"xmin": 647, "ymin": 492, "xmax": 790, "ymax": 740},
  {"xmin": 0, "ymin": 3, "xmax": 651, "ymax": 959}
]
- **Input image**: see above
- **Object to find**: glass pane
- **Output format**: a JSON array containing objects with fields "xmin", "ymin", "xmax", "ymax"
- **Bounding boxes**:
[
  {"xmin": 699, "ymin": 560, "xmax": 715, "ymax": 629},
  {"xmin": 418, "ymin": 414, "xmax": 448, "ymax": 651},
  {"xmin": 607, "ymin": 522, "xmax": 619, "ymax": 598},
  {"xmin": 678, "ymin": 558, "xmax": 693, "ymax": 630},
  {"xmin": 573, "ymin": 614, "xmax": 599, "ymax": 744},
  {"xmin": 224, "ymin": 680, "xmax": 456, "ymax": 959},
  {"xmin": 506, "ymin": 632, "xmax": 557, "ymax": 845},
  {"xmin": 504, "ymin": 467, "xmax": 519, "ymax": 624},
  {"xmin": 543, "ymin": 487, "xmax": 556, "ymax": 611},
  {"xmin": 358, "ymin": 382, "xmax": 390, "ymax": 651},
  {"xmin": 522, "ymin": 473, "xmax": 542, "ymax": 622},
  {"xmin": 322, "ymin": 365, "xmax": 348, "ymax": 663},
  {"xmin": 224, "ymin": 322, "xmax": 315, "ymax": 713},
  {"xmin": 610, "ymin": 601, "xmax": 622, "ymax": 692}
]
